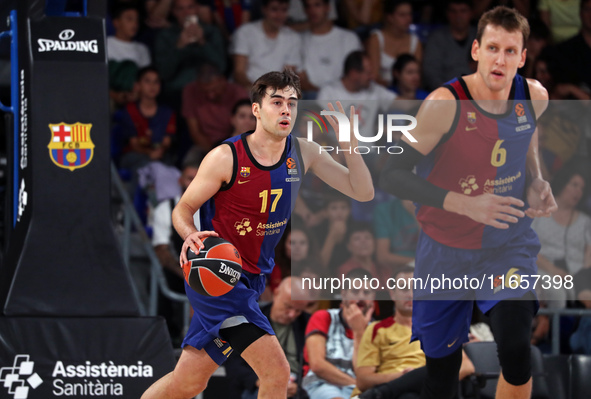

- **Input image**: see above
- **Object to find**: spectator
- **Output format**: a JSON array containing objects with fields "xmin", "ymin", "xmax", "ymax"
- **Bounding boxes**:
[
  {"xmin": 286, "ymin": 0, "xmax": 338, "ymax": 32},
  {"xmin": 154, "ymin": 0, "xmax": 226, "ymax": 109},
  {"xmin": 113, "ymin": 67, "xmax": 176, "ymax": 177},
  {"xmin": 316, "ymin": 51, "xmax": 397, "ymax": 154},
  {"xmin": 151, "ymin": 161, "xmax": 200, "ymax": 343},
  {"xmin": 230, "ymin": 98, "xmax": 257, "ymax": 137},
  {"xmin": 182, "ymin": 62, "xmax": 249, "ymax": 154},
  {"xmin": 108, "ymin": 4, "xmax": 152, "ymax": 107},
  {"xmin": 352, "ymin": 267, "xmax": 475, "ymax": 399},
  {"xmin": 298, "ymin": 0, "xmax": 362, "ymax": 97},
  {"xmin": 517, "ymin": 20, "xmax": 552, "ymax": 79},
  {"xmin": 313, "ymin": 191, "xmax": 353, "ymax": 271},
  {"xmin": 210, "ymin": 0, "xmax": 252, "ymax": 39},
  {"xmin": 554, "ymin": 0, "xmax": 591, "ymax": 91},
  {"xmin": 390, "ymin": 54, "xmax": 429, "ymax": 100},
  {"xmin": 302, "ymin": 268, "xmax": 375, "ymax": 399},
  {"xmin": 366, "ymin": 0, "xmax": 421, "ymax": 87},
  {"xmin": 341, "ymin": 0, "xmax": 383, "ymax": 37},
  {"xmin": 532, "ymin": 157, "xmax": 591, "ymax": 307},
  {"xmin": 373, "ymin": 198, "xmax": 419, "ymax": 270},
  {"xmin": 422, "ymin": 0, "xmax": 475, "ymax": 91},
  {"xmin": 337, "ymin": 222, "xmax": 384, "ymax": 286},
  {"xmin": 473, "ymin": 0, "xmax": 530, "ymax": 19},
  {"xmin": 539, "ymin": 0, "xmax": 581, "ymax": 43},
  {"xmin": 231, "ymin": 0, "xmax": 302, "ymax": 90}
]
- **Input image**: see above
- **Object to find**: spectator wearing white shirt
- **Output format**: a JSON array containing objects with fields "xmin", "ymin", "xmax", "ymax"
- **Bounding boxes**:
[
  {"xmin": 299, "ymin": 0, "xmax": 362, "ymax": 98},
  {"xmin": 231, "ymin": 0, "xmax": 302, "ymax": 90},
  {"xmin": 317, "ymin": 51, "xmax": 397, "ymax": 147}
]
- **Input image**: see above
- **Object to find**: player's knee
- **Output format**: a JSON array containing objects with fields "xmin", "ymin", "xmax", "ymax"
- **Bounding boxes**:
[
  {"xmin": 171, "ymin": 370, "xmax": 209, "ymax": 397},
  {"xmin": 497, "ymin": 338, "xmax": 531, "ymax": 386},
  {"xmin": 259, "ymin": 357, "xmax": 290, "ymax": 388}
]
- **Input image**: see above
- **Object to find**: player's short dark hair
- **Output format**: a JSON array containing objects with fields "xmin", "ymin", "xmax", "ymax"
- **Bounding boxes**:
[
  {"xmin": 384, "ymin": 0, "xmax": 411, "ymax": 15},
  {"xmin": 111, "ymin": 4, "xmax": 139, "ymax": 20},
  {"xmin": 232, "ymin": 98, "xmax": 252, "ymax": 115},
  {"xmin": 250, "ymin": 68, "xmax": 302, "ymax": 105},
  {"xmin": 550, "ymin": 156, "xmax": 591, "ymax": 208},
  {"xmin": 343, "ymin": 50, "xmax": 367, "ymax": 76},
  {"xmin": 476, "ymin": 6, "xmax": 529, "ymax": 49},
  {"xmin": 136, "ymin": 66, "xmax": 159, "ymax": 82},
  {"xmin": 262, "ymin": 0, "xmax": 290, "ymax": 7}
]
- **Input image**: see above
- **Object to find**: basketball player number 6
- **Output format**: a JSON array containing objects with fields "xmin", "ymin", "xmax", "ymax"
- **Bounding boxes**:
[
  {"xmin": 259, "ymin": 189, "xmax": 283, "ymax": 213},
  {"xmin": 491, "ymin": 140, "xmax": 507, "ymax": 167}
]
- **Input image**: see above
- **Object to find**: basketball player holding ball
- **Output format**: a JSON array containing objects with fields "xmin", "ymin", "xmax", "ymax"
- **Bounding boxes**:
[
  {"xmin": 141, "ymin": 69, "xmax": 374, "ymax": 399},
  {"xmin": 380, "ymin": 7, "xmax": 556, "ymax": 399}
]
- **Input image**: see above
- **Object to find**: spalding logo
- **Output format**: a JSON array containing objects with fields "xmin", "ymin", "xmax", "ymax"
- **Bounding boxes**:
[{"xmin": 219, "ymin": 262, "xmax": 240, "ymax": 283}]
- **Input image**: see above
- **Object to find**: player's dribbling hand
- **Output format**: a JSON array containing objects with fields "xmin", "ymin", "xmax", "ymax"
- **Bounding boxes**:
[
  {"xmin": 525, "ymin": 177, "xmax": 557, "ymax": 218},
  {"xmin": 179, "ymin": 230, "xmax": 219, "ymax": 265},
  {"xmin": 463, "ymin": 193, "xmax": 526, "ymax": 229}
]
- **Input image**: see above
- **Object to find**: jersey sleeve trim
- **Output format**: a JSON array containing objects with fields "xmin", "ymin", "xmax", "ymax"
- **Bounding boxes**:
[
  {"xmin": 522, "ymin": 77, "xmax": 537, "ymax": 120},
  {"xmin": 294, "ymin": 136, "xmax": 306, "ymax": 174},
  {"xmin": 219, "ymin": 142, "xmax": 238, "ymax": 192},
  {"xmin": 436, "ymin": 84, "xmax": 461, "ymax": 148}
]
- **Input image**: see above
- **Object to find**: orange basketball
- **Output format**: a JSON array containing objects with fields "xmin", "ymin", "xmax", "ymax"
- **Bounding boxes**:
[{"xmin": 182, "ymin": 237, "xmax": 243, "ymax": 297}]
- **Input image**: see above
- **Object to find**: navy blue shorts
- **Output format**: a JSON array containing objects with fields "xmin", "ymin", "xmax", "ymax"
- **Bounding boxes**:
[
  {"xmin": 182, "ymin": 271, "xmax": 274, "ymax": 365},
  {"xmin": 411, "ymin": 229, "xmax": 540, "ymax": 358}
]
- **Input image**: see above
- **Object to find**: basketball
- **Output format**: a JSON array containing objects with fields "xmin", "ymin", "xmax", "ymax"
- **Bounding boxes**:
[{"xmin": 182, "ymin": 237, "xmax": 243, "ymax": 297}]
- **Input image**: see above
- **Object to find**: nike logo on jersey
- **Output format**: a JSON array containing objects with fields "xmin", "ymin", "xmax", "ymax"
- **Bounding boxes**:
[
  {"xmin": 465, "ymin": 126, "xmax": 477, "ymax": 131},
  {"xmin": 447, "ymin": 337, "xmax": 459, "ymax": 348},
  {"xmin": 237, "ymin": 180, "xmax": 250, "ymax": 184}
]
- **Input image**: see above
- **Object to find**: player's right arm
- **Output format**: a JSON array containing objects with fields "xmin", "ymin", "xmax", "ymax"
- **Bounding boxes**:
[
  {"xmin": 380, "ymin": 88, "xmax": 526, "ymax": 229},
  {"xmin": 172, "ymin": 145, "xmax": 233, "ymax": 264}
]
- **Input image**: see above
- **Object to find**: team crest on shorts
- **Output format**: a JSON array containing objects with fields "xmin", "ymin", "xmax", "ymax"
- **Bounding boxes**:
[
  {"xmin": 47, "ymin": 122, "xmax": 94, "ymax": 171},
  {"xmin": 240, "ymin": 166, "xmax": 250, "ymax": 178},
  {"xmin": 467, "ymin": 112, "xmax": 476, "ymax": 124}
]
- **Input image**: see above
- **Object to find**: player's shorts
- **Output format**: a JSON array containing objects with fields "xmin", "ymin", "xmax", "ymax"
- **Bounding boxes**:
[
  {"xmin": 411, "ymin": 228, "xmax": 540, "ymax": 358},
  {"xmin": 182, "ymin": 270, "xmax": 274, "ymax": 365}
]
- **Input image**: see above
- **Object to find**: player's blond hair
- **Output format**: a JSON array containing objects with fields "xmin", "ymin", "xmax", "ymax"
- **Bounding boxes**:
[{"xmin": 476, "ymin": 6, "xmax": 530, "ymax": 49}]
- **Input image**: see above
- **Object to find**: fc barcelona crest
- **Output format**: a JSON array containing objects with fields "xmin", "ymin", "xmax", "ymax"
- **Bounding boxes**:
[
  {"xmin": 467, "ymin": 112, "xmax": 476, "ymax": 124},
  {"xmin": 48, "ymin": 122, "xmax": 95, "ymax": 171},
  {"xmin": 240, "ymin": 167, "xmax": 250, "ymax": 178}
]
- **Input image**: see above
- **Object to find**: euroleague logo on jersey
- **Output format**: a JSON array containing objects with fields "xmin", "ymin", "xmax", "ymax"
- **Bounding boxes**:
[{"xmin": 285, "ymin": 157, "xmax": 300, "ymax": 182}]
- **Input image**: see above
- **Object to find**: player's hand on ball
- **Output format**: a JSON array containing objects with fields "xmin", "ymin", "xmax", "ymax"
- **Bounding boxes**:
[
  {"xmin": 464, "ymin": 193, "xmax": 525, "ymax": 229},
  {"xmin": 525, "ymin": 177, "xmax": 557, "ymax": 218},
  {"xmin": 179, "ymin": 230, "xmax": 219, "ymax": 265}
]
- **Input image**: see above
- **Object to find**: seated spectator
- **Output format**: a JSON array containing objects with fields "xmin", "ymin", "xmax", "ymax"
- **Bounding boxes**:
[
  {"xmin": 373, "ymin": 198, "xmax": 419, "ymax": 269},
  {"xmin": 299, "ymin": 0, "xmax": 362, "ymax": 97},
  {"xmin": 317, "ymin": 51, "xmax": 397, "ymax": 156},
  {"xmin": 151, "ymin": 161, "xmax": 200, "ymax": 343},
  {"xmin": 224, "ymin": 277, "xmax": 314, "ymax": 399},
  {"xmin": 337, "ymin": 222, "xmax": 383, "ymax": 286},
  {"xmin": 231, "ymin": 0, "xmax": 302, "ymax": 90},
  {"xmin": 182, "ymin": 62, "xmax": 249, "ymax": 153},
  {"xmin": 210, "ymin": 0, "xmax": 251, "ymax": 39},
  {"xmin": 108, "ymin": 4, "xmax": 152, "ymax": 107},
  {"xmin": 146, "ymin": 0, "xmax": 212, "ymax": 28},
  {"xmin": 554, "ymin": 0, "xmax": 591, "ymax": 90},
  {"xmin": 390, "ymin": 54, "xmax": 429, "ymax": 100},
  {"xmin": 287, "ymin": 0, "xmax": 337, "ymax": 32},
  {"xmin": 352, "ymin": 267, "xmax": 474, "ymax": 399},
  {"xmin": 302, "ymin": 268, "xmax": 376, "ymax": 399},
  {"xmin": 532, "ymin": 157, "xmax": 591, "ymax": 307},
  {"xmin": 230, "ymin": 98, "xmax": 257, "ymax": 137},
  {"xmin": 422, "ymin": 0, "xmax": 475, "ymax": 91},
  {"xmin": 341, "ymin": 0, "xmax": 383, "ymax": 39},
  {"xmin": 366, "ymin": 0, "xmax": 421, "ymax": 87},
  {"xmin": 539, "ymin": 0, "xmax": 581, "ymax": 43},
  {"xmin": 113, "ymin": 67, "xmax": 177, "ymax": 181},
  {"xmin": 313, "ymin": 191, "xmax": 353, "ymax": 271},
  {"xmin": 154, "ymin": 0, "xmax": 226, "ymax": 109}
]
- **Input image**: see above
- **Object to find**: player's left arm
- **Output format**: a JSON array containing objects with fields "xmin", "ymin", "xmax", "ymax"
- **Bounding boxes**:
[
  {"xmin": 524, "ymin": 79, "xmax": 557, "ymax": 218},
  {"xmin": 298, "ymin": 102, "xmax": 375, "ymax": 202}
]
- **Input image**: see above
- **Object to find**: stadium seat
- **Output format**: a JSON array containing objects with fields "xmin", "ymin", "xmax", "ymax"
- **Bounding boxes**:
[
  {"xmin": 570, "ymin": 355, "xmax": 591, "ymax": 399},
  {"xmin": 461, "ymin": 342, "xmax": 550, "ymax": 399},
  {"xmin": 543, "ymin": 354, "xmax": 569, "ymax": 399}
]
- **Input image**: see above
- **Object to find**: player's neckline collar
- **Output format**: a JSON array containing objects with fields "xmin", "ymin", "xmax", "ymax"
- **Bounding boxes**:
[
  {"xmin": 458, "ymin": 76, "xmax": 517, "ymax": 120},
  {"xmin": 241, "ymin": 131, "xmax": 289, "ymax": 171}
]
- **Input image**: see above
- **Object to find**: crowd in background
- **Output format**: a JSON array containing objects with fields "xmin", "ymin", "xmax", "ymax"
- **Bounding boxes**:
[{"xmin": 104, "ymin": 0, "xmax": 591, "ymax": 397}]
